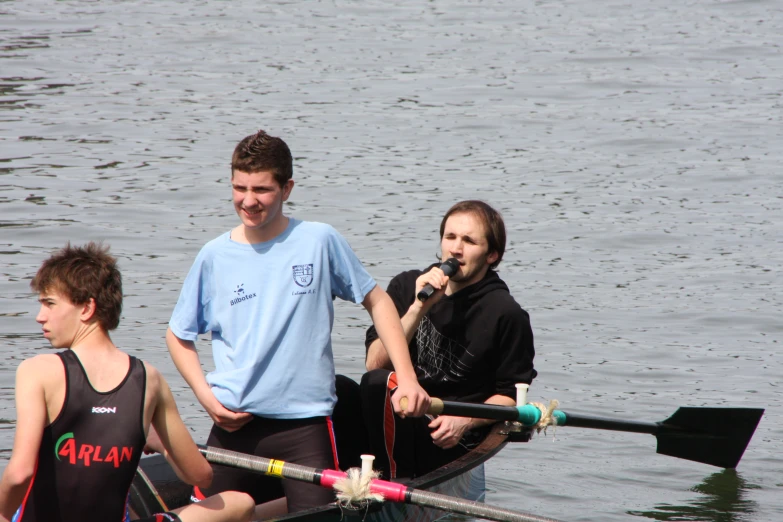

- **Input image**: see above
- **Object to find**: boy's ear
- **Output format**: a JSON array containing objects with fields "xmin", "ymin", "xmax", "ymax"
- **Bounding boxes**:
[
  {"xmin": 80, "ymin": 298, "xmax": 97, "ymax": 323},
  {"xmin": 282, "ymin": 179, "xmax": 295, "ymax": 201},
  {"xmin": 487, "ymin": 250, "xmax": 499, "ymax": 266}
]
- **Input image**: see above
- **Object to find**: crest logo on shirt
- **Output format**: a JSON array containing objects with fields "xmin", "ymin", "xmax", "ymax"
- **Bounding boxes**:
[{"xmin": 292, "ymin": 264, "xmax": 314, "ymax": 287}]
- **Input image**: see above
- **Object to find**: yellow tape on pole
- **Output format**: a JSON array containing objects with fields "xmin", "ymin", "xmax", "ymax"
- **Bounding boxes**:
[{"xmin": 267, "ymin": 459, "xmax": 285, "ymax": 477}]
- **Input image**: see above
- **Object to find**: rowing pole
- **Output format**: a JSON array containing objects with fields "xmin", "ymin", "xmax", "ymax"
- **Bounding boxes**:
[
  {"xmin": 402, "ymin": 398, "xmax": 763, "ymax": 469},
  {"xmin": 198, "ymin": 445, "xmax": 566, "ymax": 522}
]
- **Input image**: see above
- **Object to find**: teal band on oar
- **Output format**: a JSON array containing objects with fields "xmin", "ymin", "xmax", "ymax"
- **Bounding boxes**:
[
  {"xmin": 198, "ymin": 445, "xmax": 566, "ymax": 522},
  {"xmin": 517, "ymin": 406, "xmax": 565, "ymax": 427},
  {"xmin": 422, "ymin": 398, "xmax": 763, "ymax": 469}
]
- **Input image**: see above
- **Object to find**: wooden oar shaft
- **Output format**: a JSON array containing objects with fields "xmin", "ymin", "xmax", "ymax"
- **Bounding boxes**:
[{"xmin": 198, "ymin": 445, "xmax": 566, "ymax": 522}]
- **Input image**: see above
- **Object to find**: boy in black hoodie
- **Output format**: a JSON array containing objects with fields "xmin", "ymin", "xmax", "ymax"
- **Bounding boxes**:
[{"xmin": 362, "ymin": 200, "xmax": 537, "ymax": 479}]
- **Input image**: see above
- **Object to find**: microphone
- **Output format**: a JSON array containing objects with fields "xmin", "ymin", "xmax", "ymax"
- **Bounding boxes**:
[{"xmin": 417, "ymin": 258, "xmax": 460, "ymax": 302}]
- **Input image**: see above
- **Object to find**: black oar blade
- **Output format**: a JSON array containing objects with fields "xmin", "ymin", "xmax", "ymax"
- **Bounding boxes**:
[{"xmin": 656, "ymin": 407, "xmax": 764, "ymax": 468}]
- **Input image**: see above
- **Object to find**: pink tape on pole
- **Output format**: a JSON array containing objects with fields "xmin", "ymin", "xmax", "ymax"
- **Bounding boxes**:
[
  {"xmin": 320, "ymin": 469, "xmax": 408, "ymax": 503},
  {"xmin": 369, "ymin": 480, "xmax": 408, "ymax": 503},
  {"xmin": 319, "ymin": 469, "xmax": 348, "ymax": 488}
]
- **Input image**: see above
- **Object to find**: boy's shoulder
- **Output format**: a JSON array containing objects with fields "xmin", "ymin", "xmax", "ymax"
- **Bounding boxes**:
[
  {"xmin": 18, "ymin": 352, "xmax": 62, "ymax": 374},
  {"xmin": 292, "ymin": 219, "xmax": 337, "ymax": 235},
  {"xmin": 201, "ymin": 231, "xmax": 232, "ymax": 252},
  {"xmin": 286, "ymin": 219, "xmax": 345, "ymax": 246},
  {"xmin": 16, "ymin": 353, "xmax": 64, "ymax": 388},
  {"xmin": 140, "ymin": 360, "xmax": 163, "ymax": 388}
]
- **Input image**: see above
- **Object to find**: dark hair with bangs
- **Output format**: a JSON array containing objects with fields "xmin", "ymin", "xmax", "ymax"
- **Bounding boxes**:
[
  {"xmin": 439, "ymin": 200, "xmax": 506, "ymax": 270},
  {"xmin": 231, "ymin": 129, "xmax": 293, "ymax": 187},
  {"xmin": 30, "ymin": 242, "xmax": 123, "ymax": 331}
]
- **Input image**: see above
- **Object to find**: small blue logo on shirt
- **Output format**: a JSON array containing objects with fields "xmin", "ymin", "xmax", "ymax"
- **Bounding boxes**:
[
  {"xmin": 230, "ymin": 283, "xmax": 256, "ymax": 306},
  {"xmin": 293, "ymin": 264, "xmax": 314, "ymax": 287}
]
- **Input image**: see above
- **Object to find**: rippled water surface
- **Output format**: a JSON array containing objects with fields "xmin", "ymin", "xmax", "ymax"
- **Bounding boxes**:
[{"xmin": 1, "ymin": 1, "xmax": 781, "ymax": 520}]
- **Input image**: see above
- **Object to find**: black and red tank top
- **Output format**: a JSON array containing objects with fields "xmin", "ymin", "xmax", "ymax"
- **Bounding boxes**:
[{"xmin": 17, "ymin": 350, "xmax": 147, "ymax": 522}]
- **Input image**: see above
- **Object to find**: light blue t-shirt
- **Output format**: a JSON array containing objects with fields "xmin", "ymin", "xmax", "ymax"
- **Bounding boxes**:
[{"xmin": 169, "ymin": 219, "xmax": 376, "ymax": 419}]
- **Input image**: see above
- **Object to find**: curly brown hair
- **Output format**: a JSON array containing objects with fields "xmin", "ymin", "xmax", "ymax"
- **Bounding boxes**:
[
  {"xmin": 231, "ymin": 129, "xmax": 293, "ymax": 187},
  {"xmin": 30, "ymin": 242, "xmax": 123, "ymax": 331}
]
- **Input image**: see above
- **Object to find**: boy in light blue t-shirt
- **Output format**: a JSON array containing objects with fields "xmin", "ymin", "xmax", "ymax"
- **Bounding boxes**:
[{"xmin": 166, "ymin": 129, "xmax": 430, "ymax": 517}]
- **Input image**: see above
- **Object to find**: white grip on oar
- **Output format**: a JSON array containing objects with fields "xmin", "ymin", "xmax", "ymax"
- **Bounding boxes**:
[
  {"xmin": 360, "ymin": 454, "xmax": 375, "ymax": 479},
  {"xmin": 515, "ymin": 383, "xmax": 529, "ymax": 407}
]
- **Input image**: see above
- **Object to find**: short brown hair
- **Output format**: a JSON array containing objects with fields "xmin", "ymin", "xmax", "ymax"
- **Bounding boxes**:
[
  {"xmin": 30, "ymin": 242, "xmax": 123, "ymax": 331},
  {"xmin": 231, "ymin": 129, "xmax": 293, "ymax": 187},
  {"xmin": 439, "ymin": 200, "xmax": 506, "ymax": 270}
]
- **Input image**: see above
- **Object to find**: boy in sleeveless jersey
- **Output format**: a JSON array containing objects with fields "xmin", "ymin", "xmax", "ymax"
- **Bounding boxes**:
[{"xmin": 0, "ymin": 243, "xmax": 254, "ymax": 522}]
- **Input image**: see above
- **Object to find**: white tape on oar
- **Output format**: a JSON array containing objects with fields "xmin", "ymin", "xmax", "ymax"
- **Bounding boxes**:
[
  {"xmin": 360, "ymin": 454, "xmax": 375, "ymax": 479},
  {"xmin": 334, "ymin": 455, "xmax": 383, "ymax": 507},
  {"xmin": 515, "ymin": 383, "xmax": 529, "ymax": 407}
]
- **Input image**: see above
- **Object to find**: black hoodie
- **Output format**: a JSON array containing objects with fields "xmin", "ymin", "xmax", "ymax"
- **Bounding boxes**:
[{"xmin": 366, "ymin": 264, "xmax": 537, "ymax": 403}]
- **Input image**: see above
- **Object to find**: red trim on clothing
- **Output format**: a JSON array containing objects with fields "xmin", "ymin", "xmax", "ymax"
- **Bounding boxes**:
[
  {"xmin": 326, "ymin": 416, "xmax": 339, "ymax": 470},
  {"xmin": 15, "ymin": 460, "xmax": 38, "ymax": 521},
  {"xmin": 192, "ymin": 485, "xmax": 206, "ymax": 501},
  {"xmin": 384, "ymin": 372, "xmax": 398, "ymax": 478}
]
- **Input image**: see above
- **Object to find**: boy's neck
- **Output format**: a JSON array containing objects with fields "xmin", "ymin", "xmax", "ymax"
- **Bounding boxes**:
[
  {"xmin": 234, "ymin": 215, "xmax": 290, "ymax": 244},
  {"xmin": 68, "ymin": 323, "xmax": 117, "ymax": 354}
]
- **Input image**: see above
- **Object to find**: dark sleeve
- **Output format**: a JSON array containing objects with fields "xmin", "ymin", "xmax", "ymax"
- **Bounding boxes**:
[
  {"xmin": 493, "ymin": 306, "xmax": 537, "ymax": 400},
  {"xmin": 364, "ymin": 270, "xmax": 419, "ymax": 353}
]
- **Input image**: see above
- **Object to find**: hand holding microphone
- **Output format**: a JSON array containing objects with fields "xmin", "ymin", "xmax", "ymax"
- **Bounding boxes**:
[{"xmin": 417, "ymin": 258, "xmax": 460, "ymax": 302}]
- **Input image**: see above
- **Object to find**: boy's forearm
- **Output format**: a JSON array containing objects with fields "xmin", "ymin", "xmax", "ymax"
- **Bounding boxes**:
[
  {"xmin": 399, "ymin": 300, "xmax": 428, "ymax": 343},
  {"xmin": 365, "ymin": 290, "xmax": 418, "ymax": 380},
  {"xmin": 364, "ymin": 286, "xmax": 430, "ymax": 374},
  {"xmin": 2, "ymin": 361, "xmax": 46, "ymax": 520},
  {"xmin": 165, "ymin": 328, "xmax": 212, "ymax": 402},
  {"xmin": 154, "ymin": 378, "xmax": 214, "ymax": 489},
  {"xmin": 0, "ymin": 473, "xmax": 30, "ymax": 520},
  {"xmin": 156, "ymin": 426, "xmax": 211, "ymax": 489},
  {"xmin": 365, "ymin": 339, "xmax": 393, "ymax": 371},
  {"xmin": 366, "ymin": 302, "xmax": 425, "ymax": 371},
  {"xmin": 364, "ymin": 287, "xmax": 431, "ymax": 415}
]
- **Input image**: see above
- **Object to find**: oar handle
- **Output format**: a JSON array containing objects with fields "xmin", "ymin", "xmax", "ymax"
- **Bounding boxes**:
[
  {"xmin": 400, "ymin": 397, "xmax": 550, "ymax": 425},
  {"xmin": 399, "ymin": 396, "xmax": 445, "ymax": 414}
]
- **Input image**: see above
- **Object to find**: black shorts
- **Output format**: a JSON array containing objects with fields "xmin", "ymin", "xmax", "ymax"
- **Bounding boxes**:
[
  {"xmin": 195, "ymin": 416, "xmax": 338, "ymax": 513},
  {"xmin": 135, "ymin": 513, "xmax": 181, "ymax": 522}
]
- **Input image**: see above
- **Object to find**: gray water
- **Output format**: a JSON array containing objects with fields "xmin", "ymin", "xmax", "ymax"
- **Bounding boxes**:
[{"xmin": 1, "ymin": 0, "xmax": 781, "ymax": 520}]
